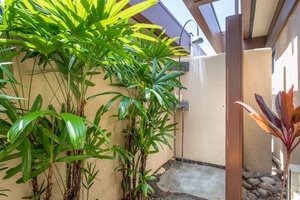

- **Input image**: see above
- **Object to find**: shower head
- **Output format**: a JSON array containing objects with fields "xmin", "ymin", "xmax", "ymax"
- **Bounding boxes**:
[{"xmin": 192, "ymin": 36, "xmax": 203, "ymax": 44}]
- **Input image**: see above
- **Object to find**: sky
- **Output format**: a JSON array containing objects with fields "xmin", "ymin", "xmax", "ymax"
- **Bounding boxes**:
[{"xmin": 159, "ymin": 0, "xmax": 237, "ymax": 55}]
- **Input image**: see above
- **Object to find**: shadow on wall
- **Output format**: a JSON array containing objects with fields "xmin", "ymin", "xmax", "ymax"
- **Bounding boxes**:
[
  {"xmin": 174, "ymin": 47, "xmax": 273, "ymax": 174},
  {"xmin": 273, "ymin": 4, "xmax": 300, "ymax": 166},
  {"xmin": 174, "ymin": 54, "xmax": 226, "ymax": 167}
]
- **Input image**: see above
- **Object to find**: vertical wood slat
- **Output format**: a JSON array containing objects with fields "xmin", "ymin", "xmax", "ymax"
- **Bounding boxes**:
[{"xmin": 225, "ymin": 14, "xmax": 243, "ymax": 200}]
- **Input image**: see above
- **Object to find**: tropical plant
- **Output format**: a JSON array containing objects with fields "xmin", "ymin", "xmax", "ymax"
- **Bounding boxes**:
[
  {"xmin": 236, "ymin": 85, "xmax": 300, "ymax": 200},
  {"xmin": 0, "ymin": 164, "xmax": 10, "ymax": 198},
  {"xmin": 82, "ymin": 162, "xmax": 99, "ymax": 200},
  {"xmin": 0, "ymin": 0, "xmax": 162, "ymax": 199},
  {"xmin": 91, "ymin": 30, "xmax": 187, "ymax": 199}
]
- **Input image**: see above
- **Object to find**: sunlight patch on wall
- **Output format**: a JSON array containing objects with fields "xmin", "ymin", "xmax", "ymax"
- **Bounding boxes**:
[
  {"xmin": 273, "ymin": 36, "xmax": 298, "ymax": 93},
  {"xmin": 280, "ymin": 150, "xmax": 284, "ymax": 170}
]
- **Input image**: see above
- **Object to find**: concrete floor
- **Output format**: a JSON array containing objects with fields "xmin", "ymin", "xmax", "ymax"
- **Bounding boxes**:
[{"xmin": 156, "ymin": 162, "xmax": 225, "ymax": 200}]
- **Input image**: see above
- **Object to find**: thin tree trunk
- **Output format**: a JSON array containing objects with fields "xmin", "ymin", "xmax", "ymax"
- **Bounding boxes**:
[
  {"xmin": 45, "ymin": 162, "xmax": 53, "ymax": 200},
  {"xmin": 138, "ymin": 150, "xmax": 147, "ymax": 200},
  {"xmin": 65, "ymin": 93, "xmax": 72, "ymax": 200},
  {"xmin": 30, "ymin": 176, "xmax": 40, "ymax": 200},
  {"xmin": 280, "ymin": 152, "xmax": 291, "ymax": 200},
  {"xmin": 64, "ymin": 151, "xmax": 72, "ymax": 200},
  {"xmin": 72, "ymin": 150, "xmax": 83, "ymax": 200},
  {"xmin": 67, "ymin": 99, "xmax": 85, "ymax": 200}
]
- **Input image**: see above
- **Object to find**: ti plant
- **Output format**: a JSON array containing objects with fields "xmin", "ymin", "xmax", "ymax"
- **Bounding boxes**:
[{"xmin": 236, "ymin": 85, "xmax": 300, "ymax": 200}]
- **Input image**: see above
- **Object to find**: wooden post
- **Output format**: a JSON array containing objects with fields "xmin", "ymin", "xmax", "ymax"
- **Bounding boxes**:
[{"xmin": 225, "ymin": 14, "xmax": 243, "ymax": 200}]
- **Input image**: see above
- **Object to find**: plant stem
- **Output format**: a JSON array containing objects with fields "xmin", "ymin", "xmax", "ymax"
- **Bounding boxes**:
[
  {"xmin": 31, "ymin": 176, "xmax": 40, "ymax": 200},
  {"xmin": 280, "ymin": 152, "xmax": 291, "ymax": 200},
  {"xmin": 45, "ymin": 162, "xmax": 53, "ymax": 200}
]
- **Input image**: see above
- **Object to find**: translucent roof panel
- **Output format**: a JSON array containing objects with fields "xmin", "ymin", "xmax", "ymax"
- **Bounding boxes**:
[
  {"xmin": 160, "ymin": 0, "xmax": 216, "ymax": 55},
  {"xmin": 212, "ymin": 0, "xmax": 240, "ymax": 32}
]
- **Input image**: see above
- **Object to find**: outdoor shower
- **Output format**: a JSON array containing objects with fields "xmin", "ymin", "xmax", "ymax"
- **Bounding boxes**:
[{"xmin": 174, "ymin": 19, "xmax": 203, "ymax": 162}]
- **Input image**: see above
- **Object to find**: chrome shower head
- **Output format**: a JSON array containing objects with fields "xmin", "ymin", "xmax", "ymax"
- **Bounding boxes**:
[{"xmin": 192, "ymin": 36, "xmax": 204, "ymax": 44}]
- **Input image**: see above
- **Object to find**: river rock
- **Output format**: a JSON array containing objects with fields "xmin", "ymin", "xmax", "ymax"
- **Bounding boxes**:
[
  {"xmin": 243, "ymin": 171, "xmax": 256, "ymax": 179},
  {"xmin": 247, "ymin": 192, "xmax": 257, "ymax": 200},
  {"xmin": 243, "ymin": 180, "xmax": 253, "ymax": 190},
  {"xmin": 247, "ymin": 178, "xmax": 261, "ymax": 188},
  {"xmin": 259, "ymin": 182, "xmax": 277, "ymax": 194},
  {"xmin": 276, "ymin": 169, "xmax": 283, "ymax": 179},
  {"xmin": 257, "ymin": 188, "xmax": 272, "ymax": 198},
  {"xmin": 260, "ymin": 177, "xmax": 276, "ymax": 185}
]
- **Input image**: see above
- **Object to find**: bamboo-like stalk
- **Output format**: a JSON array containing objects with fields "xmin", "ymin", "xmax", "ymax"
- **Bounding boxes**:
[
  {"xmin": 45, "ymin": 162, "xmax": 53, "ymax": 200},
  {"xmin": 30, "ymin": 176, "xmax": 40, "ymax": 200}
]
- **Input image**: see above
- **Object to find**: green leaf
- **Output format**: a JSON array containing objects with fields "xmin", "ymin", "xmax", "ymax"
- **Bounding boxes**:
[
  {"xmin": 0, "ymin": 39, "xmax": 36, "ymax": 49},
  {"xmin": 67, "ymin": 54, "xmax": 76, "ymax": 72},
  {"xmin": 61, "ymin": 113, "xmax": 86, "ymax": 150},
  {"xmin": 0, "ymin": 137, "xmax": 25, "ymax": 161},
  {"xmin": 0, "ymin": 94, "xmax": 25, "ymax": 100},
  {"xmin": 0, "ymin": 64, "xmax": 19, "ymax": 84},
  {"xmin": 22, "ymin": 138, "xmax": 31, "ymax": 183},
  {"xmin": 100, "ymin": 0, "xmax": 158, "ymax": 27},
  {"xmin": 30, "ymin": 95, "xmax": 43, "ymax": 112},
  {"xmin": 8, "ymin": 110, "xmax": 58, "ymax": 143},
  {"xmin": 118, "ymin": 96, "xmax": 130, "ymax": 119},
  {"xmin": 4, "ymin": 163, "xmax": 22, "ymax": 180},
  {"xmin": 55, "ymin": 154, "xmax": 91, "ymax": 162},
  {"xmin": 0, "ymin": 98, "xmax": 19, "ymax": 122},
  {"xmin": 0, "ymin": 152, "xmax": 22, "ymax": 163},
  {"xmin": 16, "ymin": 162, "xmax": 50, "ymax": 184},
  {"xmin": 38, "ymin": 126, "xmax": 52, "ymax": 156},
  {"xmin": 145, "ymin": 88, "xmax": 151, "ymax": 101},
  {"xmin": 131, "ymin": 98, "xmax": 148, "ymax": 121}
]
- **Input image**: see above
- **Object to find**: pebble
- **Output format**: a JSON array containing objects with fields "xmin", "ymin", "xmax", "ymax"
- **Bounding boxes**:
[
  {"xmin": 242, "ymin": 167, "xmax": 285, "ymax": 200},
  {"xmin": 276, "ymin": 169, "xmax": 283, "ymax": 179},
  {"xmin": 247, "ymin": 178, "xmax": 261, "ymax": 188},
  {"xmin": 257, "ymin": 188, "xmax": 271, "ymax": 198},
  {"xmin": 247, "ymin": 192, "xmax": 257, "ymax": 200},
  {"xmin": 259, "ymin": 182, "xmax": 277, "ymax": 194},
  {"xmin": 243, "ymin": 180, "xmax": 253, "ymax": 190},
  {"xmin": 243, "ymin": 171, "xmax": 256, "ymax": 179},
  {"xmin": 260, "ymin": 177, "xmax": 276, "ymax": 185}
]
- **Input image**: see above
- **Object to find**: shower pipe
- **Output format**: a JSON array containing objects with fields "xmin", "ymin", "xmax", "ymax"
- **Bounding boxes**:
[{"xmin": 175, "ymin": 19, "xmax": 203, "ymax": 162}]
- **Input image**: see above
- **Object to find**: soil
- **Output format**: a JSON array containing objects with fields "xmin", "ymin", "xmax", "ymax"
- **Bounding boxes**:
[{"xmin": 147, "ymin": 159, "xmax": 206, "ymax": 200}]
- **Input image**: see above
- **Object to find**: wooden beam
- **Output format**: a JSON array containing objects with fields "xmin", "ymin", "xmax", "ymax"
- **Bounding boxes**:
[
  {"xmin": 248, "ymin": 0, "xmax": 256, "ymax": 38},
  {"xmin": 244, "ymin": 36, "xmax": 267, "ymax": 50},
  {"xmin": 267, "ymin": 0, "xmax": 285, "ymax": 36},
  {"xmin": 241, "ymin": 0, "xmax": 251, "ymax": 39},
  {"xmin": 193, "ymin": 0, "xmax": 219, "ymax": 6},
  {"xmin": 127, "ymin": 0, "xmax": 191, "ymax": 51},
  {"xmin": 226, "ymin": 14, "xmax": 243, "ymax": 200},
  {"xmin": 183, "ymin": 0, "xmax": 224, "ymax": 53},
  {"xmin": 265, "ymin": 0, "xmax": 298, "ymax": 47}
]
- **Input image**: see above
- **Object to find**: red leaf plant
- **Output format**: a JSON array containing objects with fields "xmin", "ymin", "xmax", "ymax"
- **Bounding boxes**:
[{"xmin": 236, "ymin": 85, "xmax": 300, "ymax": 200}]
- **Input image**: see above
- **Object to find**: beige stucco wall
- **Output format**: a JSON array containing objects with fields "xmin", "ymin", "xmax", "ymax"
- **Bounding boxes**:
[
  {"xmin": 273, "ymin": 2, "xmax": 300, "ymax": 168},
  {"xmin": 243, "ymin": 48, "xmax": 272, "ymax": 173},
  {"xmin": 0, "ymin": 55, "xmax": 173, "ymax": 199},
  {"xmin": 175, "ymin": 48, "xmax": 272, "ymax": 174},
  {"xmin": 175, "ymin": 54, "xmax": 226, "ymax": 166}
]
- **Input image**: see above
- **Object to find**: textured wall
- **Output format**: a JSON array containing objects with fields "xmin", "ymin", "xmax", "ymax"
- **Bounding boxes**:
[
  {"xmin": 175, "ymin": 48, "xmax": 272, "ymax": 174},
  {"xmin": 243, "ymin": 48, "xmax": 272, "ymax": 173},
  {"xmin": 273, "ymin": 3, "xmax": 300, "ymax": 168},
  {"xmin": 0, "ymin": 54, "xmax": 173, "ymax": 199},
  {"xmin": 175, "ymin": 54, "xmax": 226, "ymax": 166}
]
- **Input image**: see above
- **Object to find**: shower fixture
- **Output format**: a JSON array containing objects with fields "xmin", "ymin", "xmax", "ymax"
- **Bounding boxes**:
[
  {"xmin": 173, "ymin": 19, "xmax": 202, "ymax": 163},
  {"xmin": 191, "ymin": 36, "xmax": 204, "ymax": 45},
  {"xmin": 178, "ymin": 19, "xmax": 203, "ymax": 56},
  {"xmin": 171, "ymin": 19, "xmax": 203, "ymax": 71}
]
